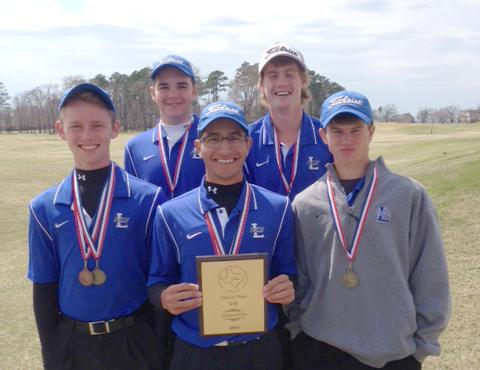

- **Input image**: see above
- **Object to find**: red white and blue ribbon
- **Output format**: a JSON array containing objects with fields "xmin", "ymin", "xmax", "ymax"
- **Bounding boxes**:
[
  {"xmin": 72, "ymin": 163, "xmax": 115, "ymax": 262},
  {"xmin": 157, "ymin": 122, "xmax": 192, "ymax": 196},
  {"xmin": 273, "ymin": 128, "xmax": 301, "ymax": 194},
  {"xmin": 204, "ymin": 183, "xmax": 252, "ymax": 255},
  {"xmin": 326, "ymin": 165, "xmax": 378, "ymax": 261}
]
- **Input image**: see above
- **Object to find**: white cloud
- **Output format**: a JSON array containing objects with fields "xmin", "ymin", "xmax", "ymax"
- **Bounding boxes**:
[{"xmin": 1, "ymin": 0, "xmax": 479, "ymax": 113}]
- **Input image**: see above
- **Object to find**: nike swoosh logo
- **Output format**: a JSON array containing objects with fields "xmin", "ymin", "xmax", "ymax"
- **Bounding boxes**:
[
  {"xmin": 54, "ymin": 220, "xmax": 69, "ymax": 228},
  {"xmin": 143, "ymin": 154, "xmax": 155, "ymax": 161},
  {"xmin": 256, "ymin": 160, "xmax": 269, "ymax": 167},
  {"xmin": 186, "ymin": 231, "xmax": 202, "ymax": 240}
]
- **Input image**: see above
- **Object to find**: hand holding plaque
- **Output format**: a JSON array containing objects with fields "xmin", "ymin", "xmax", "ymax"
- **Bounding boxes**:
[
  {"xmin": 263, "ymin": 274, "xmax": 294, "ymax": 305},
  {"xmin": 196, "ymin": 253, "xmax": 268, "ymax": 337},
  {"xmin": 161, "ymin": 283, "xmax": 202, "ymax": 315}
]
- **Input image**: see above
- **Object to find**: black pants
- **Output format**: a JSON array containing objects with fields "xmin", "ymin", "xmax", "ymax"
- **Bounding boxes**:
[
  {"xmin": 291, "ymin": 332, "xmax": 421, "ymax": 370},
  {"xmin": 43, "ymin": 305, "xmax": 167, "ymax": 370},
  {"xmin": 276, "ymin": 305, "xmax": 293, "ymax": 370},
  {"xmin": 169, "ymin": 329, "xmax": 283, "ymax": 370}
]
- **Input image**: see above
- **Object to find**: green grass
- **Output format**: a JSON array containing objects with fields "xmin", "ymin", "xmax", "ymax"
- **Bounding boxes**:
[{"xmin": 0, "ymin": 124, "xmax": 479, "ymax": 369}]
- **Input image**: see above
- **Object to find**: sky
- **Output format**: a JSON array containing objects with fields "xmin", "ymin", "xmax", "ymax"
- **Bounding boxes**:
[{"xmin": 1, "ymin": 0, "xmax": 479, "ymax": 115}]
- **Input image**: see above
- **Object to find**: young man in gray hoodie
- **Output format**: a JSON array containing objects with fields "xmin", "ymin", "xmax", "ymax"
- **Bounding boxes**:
[{"xmin": 288, "ymin": 90, "xmax": 450, "ymax": 370}]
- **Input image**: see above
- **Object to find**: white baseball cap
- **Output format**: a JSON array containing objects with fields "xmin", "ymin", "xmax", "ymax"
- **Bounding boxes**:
[{"xmin": 258, "ymin": 42, "xmax": 306, "ymax": 74}]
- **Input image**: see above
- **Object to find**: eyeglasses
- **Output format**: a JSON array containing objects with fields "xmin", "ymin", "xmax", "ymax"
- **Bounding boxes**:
[{"xmin": 199, "ymin": 135, "xmax": 248, "ymax": 149}]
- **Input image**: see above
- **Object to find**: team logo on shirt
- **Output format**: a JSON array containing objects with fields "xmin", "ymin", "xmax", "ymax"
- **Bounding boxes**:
[
  {"xmin": 191, "ymin": 148, "xmax": 201, "ymax": 159},
  {"xmin": 250, "ymin": 223, "xmax": 265, "ymax": 238},
  {"xmin": 376, "ymin": 205, "xmax": 391, "ymax": 223},
  {"xmin": 77, "ymin": 173, "xmax": 86, "ymax": 181},
  {"xmin": 307, "ymin": 156, "xmax": 320, "ymax": 170},
  {"xmin": 114, "ymin": 213, "xmax": 129, "ymax": 228}
]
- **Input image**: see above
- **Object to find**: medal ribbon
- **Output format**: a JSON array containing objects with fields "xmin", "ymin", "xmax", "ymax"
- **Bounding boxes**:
[
  {"xmin": 203, "ymin": 183, "xmax": 252, "ymax": 255},
  {"xmin": 157, "ymin": 122, "xmax": 192, "ymax": 196},
  {"xmin": 72, "ymin": 163, "xmax": 115, "ymax": 262},
  {"xmin": 326, "ymin": 165, "xmax": 378, "ymax": 261},
  {"xmin": 273, "ymin": 128, "xmax": 301, "ymax": 194}
]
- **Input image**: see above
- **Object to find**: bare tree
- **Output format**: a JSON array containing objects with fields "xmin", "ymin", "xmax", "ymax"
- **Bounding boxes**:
[
  {"xmin": 444, "ymin": 105, "xmax": 460, "ymax": 123},
  {"xmin": 62, "ymin": 75, "xmax": 86, "ymax": 90},
  {"xmin": 376, "ymin": 104, "xmax": 398, "ymax": 122},
  {"xmin": 10, "ymin": 84, "xmax": 62, "ymax": 133},
  {"xmin": 0, "ymin": 82, "xmax": 11, "ymax": 133},
  {"xmin": 431, "ymin": 108, "xmax": 449, "ymax": 123},
  {"xmin": 416, "ymin": 107, "xmax": 433, "ymax": 123},
  {"xmin": 228, "ymin": 62, "xmax": 261, "ymax": 121},
  {"xmin": 192, "ymin": 67, "xmax": 206, "ymax": 114}
]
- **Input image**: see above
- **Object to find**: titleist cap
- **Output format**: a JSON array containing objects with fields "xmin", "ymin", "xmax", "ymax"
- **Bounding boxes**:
[
  {"xmin": 259, "ymin": 42, "xmax": 306, "ymax": 74},
  {"xmin": 320, "ymin": 90, "xmax": 373, "ymax": 128}
]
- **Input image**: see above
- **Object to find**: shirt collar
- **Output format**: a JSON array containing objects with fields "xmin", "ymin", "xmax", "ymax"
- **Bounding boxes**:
[
  {"xmin": 151, "ymin": 115, "xmax": 199, "ymax": 144},
  {"xmin": 326, "ymin": 156, "xmax": 386, "ymax": 187},
  {"xmin": 53, "ymin": 163, "xmax": 131, "ymax": 206},
  {"xmin": 197, "ymin": 177, "xmax": 258, "ymax": 215},
  {"xmin": 261, "ymin": 112, "xmax": 317, "ymax": 146}
]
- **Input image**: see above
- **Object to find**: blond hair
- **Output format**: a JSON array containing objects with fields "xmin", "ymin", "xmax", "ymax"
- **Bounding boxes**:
[{"xmin": 258, "ymin": 56, "xmax": 311, "ymax": 107}]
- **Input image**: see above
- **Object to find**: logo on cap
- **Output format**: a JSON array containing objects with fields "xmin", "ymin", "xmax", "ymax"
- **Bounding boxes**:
[
  {"xmin": 327, "ymin": 96, "xmax": 364, "ymax": 110},
  {"xmin": 206, "ymin": 103, "xmax": 240, "ymax": 115},
  {"xmin": 161, "ymin": 56, "xmax": 189, "ymax": 66},
  {"xmin": 259, "ymin": 42, "xmax": 306, "ymax": 74},
  {"xmin": 264, "ymin": 45, "xmax": 299, "ymax": 59}
]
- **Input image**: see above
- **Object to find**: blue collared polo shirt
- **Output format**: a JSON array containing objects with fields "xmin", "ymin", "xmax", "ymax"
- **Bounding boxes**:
[
  {"xmin": 245, "ymin": 112, "xmax": 332, "ymax": 200},
  {"xmin": 124, "ymin": 116, "xmax": 205, "ymax": 198},
  {"xmin": 28, "ymin": 164, "xmax": 166, "ymax": 322},
  {"xmin": 148, "ymin": 178, "xmax": 297, "ymax": 348}
]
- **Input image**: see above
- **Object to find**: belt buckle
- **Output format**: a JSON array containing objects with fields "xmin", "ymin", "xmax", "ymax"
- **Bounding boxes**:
[{"xmin": 88, "ymin": 320, "xmax": 111, "ymax": 335}]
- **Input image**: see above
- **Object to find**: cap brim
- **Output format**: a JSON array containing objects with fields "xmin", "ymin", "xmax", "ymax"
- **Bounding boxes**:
[
  {"xmin": 59, "ymin": 83, "xmax": 115, "ymax": 112},
  {"xmin": 199, "ymin": 114, "xmax": 249, "ymax": 134},
  {"xmin": 322, "ymin": 108, "xmax": 372, "ymax": 128}
]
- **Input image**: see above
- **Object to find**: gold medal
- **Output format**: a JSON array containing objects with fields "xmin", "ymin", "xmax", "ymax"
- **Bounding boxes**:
[
  {"xmin": 79, "ymin": 268, "xmax": 94, "ymax": 286},
  {"xmin": 72, "ymin": 164, "xmax": 115, "ymax": 288},
  {"xmin": 342, "ymin": 269, "xmax": 358, "ymax": 289},
  {"xmin": 92, "ymin": 266, "xmax": 107, "ymax": 285},
  {"xmin": 327, "ymin": 166, "xmax": 378, "ymax": 291}
]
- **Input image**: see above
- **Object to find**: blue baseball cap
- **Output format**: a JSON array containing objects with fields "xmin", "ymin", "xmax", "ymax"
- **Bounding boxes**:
[
  {"xmin": 59, "ymin": 83, "xmax": 115, "ymax": 113},
  {"xmin": 150, "ymin": 55, "xmax": 195, "ymax": 81},
  {"xmin": 320, "ymin": 90, "xmax": 373, "ymax": 128},
  {"xmin": 198, "ymin": 102, "xmax": 249, "ymax": 134}
]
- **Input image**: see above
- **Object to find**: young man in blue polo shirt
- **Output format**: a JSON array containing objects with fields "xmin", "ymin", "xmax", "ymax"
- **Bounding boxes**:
[
  {"xmin": 288, "ymin": 91, "xmax": 450, "ymax": 369},
  {"xmin": 245, "ymin": 42, "xmax": 332, "ymax": 200},
  {"xmin": 28, "ymin": 83, "xmax": 167, "ymax": 370},
  {"xmin": 124, "ymin": 55, "xmax": 204, "ymax": 198},
  {"xmin": 148, "ymin": 101, "xmax": 297, "ymax": 370}
]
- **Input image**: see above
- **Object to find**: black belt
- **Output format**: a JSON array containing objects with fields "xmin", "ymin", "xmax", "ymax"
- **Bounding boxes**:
[{"xmin": 60, "ymin": 303, "xmax": 150, "ymax": 336}]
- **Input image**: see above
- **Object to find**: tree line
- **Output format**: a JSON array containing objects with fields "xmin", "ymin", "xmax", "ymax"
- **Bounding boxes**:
[
  {"xmin": 0, "ymin": 62, "xmax": 345, "ymax": 134},
  {"xmin": 373, "ymin": 103, "xmax": 472, "ymax": 124},
  {"xmin": 1, "ymin": 63, "xmax": 477, "ymax": 133}
]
